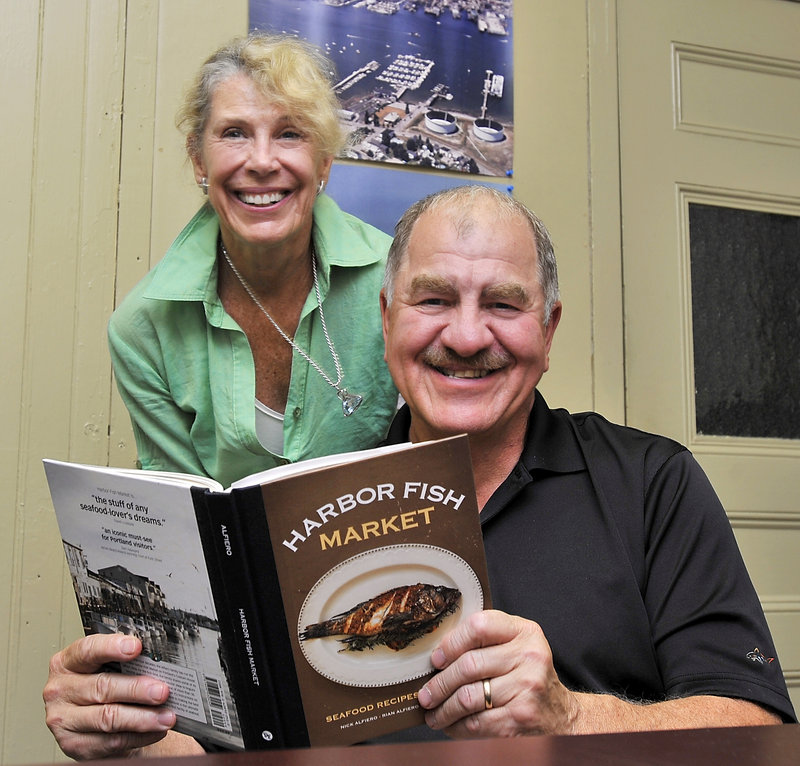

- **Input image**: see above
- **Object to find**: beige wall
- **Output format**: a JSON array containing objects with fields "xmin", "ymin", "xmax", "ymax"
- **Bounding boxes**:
[
  {"xmin": 2, "ymin": 4, "xmax": 250, "ymax": 762},
  {"xmin": 1, "ymin": 2, "xmax": 790, "ymax": 763}
]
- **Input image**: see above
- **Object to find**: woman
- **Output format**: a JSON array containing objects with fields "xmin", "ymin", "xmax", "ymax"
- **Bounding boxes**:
[
  {"xmin": 109, "ymin": 32, "xmax": 397, "ymax": 488},
  {"xmin": 44, "ymin": 33, "xmax": 397, "ymax": 758}
]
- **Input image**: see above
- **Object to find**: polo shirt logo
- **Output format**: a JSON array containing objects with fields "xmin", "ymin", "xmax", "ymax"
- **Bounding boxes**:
[{"xmin": 747, "ymin": 647, "xmax": 774, "ymax": 665}]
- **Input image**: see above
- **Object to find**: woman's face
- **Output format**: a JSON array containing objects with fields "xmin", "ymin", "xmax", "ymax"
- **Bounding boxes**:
[{"xmin": 191, "ymin": 73, "xmax": 332, "ymax": 259}]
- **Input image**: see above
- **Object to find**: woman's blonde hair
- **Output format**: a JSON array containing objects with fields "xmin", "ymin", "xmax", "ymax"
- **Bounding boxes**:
[{"xmin": 176, "ymin": 32, "xmax": 344, "ymax": 159}]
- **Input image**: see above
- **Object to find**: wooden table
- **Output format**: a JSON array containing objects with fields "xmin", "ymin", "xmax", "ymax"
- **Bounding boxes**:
[{"xmin": 56, "ymin": 725, "xmax": 800, "ymax": 766}]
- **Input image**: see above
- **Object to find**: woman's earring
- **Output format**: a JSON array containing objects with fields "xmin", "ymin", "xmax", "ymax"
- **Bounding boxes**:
[
  {"xmin": 317, "ymin": 179, "xmax": 325, "ymax": 196},
  {"xmin": 200, "ymin": 177, "xmax": 209, "ymax": 195}
]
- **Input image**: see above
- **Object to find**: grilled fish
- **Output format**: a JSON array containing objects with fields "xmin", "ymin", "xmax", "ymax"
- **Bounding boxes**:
[{"xmin": 300, "ymin": 583, "xmax": 461, "ymax": 652}]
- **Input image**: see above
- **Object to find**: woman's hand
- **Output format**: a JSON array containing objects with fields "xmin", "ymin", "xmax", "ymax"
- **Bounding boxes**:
[{"xmin": 43, "ymin": 633, "xmax": 179, "ymax": 760}]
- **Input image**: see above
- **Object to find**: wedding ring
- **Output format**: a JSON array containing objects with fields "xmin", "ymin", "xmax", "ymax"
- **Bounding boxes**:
[{"xmin": 482, "ymin": 678, "xmax": 493, "ymax": 710}]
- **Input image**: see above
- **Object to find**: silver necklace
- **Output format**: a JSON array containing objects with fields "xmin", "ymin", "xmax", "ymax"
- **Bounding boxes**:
[{"xmin": 220, "ymin": 239, "xmax": 363, "ymax": 417}]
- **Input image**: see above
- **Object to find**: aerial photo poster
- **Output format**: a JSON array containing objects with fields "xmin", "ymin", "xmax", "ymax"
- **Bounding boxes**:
[{"xmin": 249, "ymin": 0, "xmax": 514, "ymax": 178}]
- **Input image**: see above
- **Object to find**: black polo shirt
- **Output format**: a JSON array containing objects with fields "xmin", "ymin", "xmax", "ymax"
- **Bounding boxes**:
[{"xmin": 383, "ymin": 393, "xmax": 796, "ymax": 727}]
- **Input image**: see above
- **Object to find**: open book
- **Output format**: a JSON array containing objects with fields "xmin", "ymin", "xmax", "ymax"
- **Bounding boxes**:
[{"xmin": 44, "ymin": 435, "xmax": 490, "ymax": 749}]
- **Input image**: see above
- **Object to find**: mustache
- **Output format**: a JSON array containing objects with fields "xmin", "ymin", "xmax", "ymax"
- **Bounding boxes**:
[{"xmin": 420, "ymin": 346, "xmax": 512, "ymax": 371}]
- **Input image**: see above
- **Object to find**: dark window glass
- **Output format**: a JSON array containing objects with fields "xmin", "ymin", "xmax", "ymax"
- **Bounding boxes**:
[{"xmin": 689, "ymin": 202, "xmax": 800, "ymax": 439}]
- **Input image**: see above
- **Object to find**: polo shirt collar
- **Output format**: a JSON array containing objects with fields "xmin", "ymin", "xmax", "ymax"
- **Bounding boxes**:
[
  {"xmin": 385, "ymin": 393, "xmax": 583, "ymax": 473},
  {"xmin": 479, "ymin": 393, "xmax": 584, "ymax": 523},
  {"xmin": 519, "ymin": 392, "xmax": 585, "ymax": 475},
  {"xmin": 384, "ymin": 403, "xmax": 413, "ymax": 445},
  {"xmin": 383, "ymin": 394, "xmax": 586, "ymax": 524}
]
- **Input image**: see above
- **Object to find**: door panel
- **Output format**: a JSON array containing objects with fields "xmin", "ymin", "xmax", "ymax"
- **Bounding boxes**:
[{"xmin": 618, "ymin": 0, "xmax": 800, "ymax": 709}]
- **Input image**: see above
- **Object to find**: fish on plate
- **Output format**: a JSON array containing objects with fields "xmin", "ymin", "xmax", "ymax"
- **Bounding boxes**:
[{"xmin": 300, "ymin": 583, "xmax": 461, "ymax": 652}]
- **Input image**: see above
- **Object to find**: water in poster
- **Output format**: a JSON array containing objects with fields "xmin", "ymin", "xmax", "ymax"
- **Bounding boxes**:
[{"xmin": 250, "ymin": 0, "xmax": 514, "ymax": 177}]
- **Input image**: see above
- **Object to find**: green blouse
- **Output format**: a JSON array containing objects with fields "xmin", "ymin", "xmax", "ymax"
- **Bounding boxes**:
[{"xmin": 108, "ymin": 195, "xmax": 397, "ymax": 488}]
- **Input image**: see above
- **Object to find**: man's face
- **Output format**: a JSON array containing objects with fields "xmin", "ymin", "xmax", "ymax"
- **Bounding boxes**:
[{"xmin": 381, "ymin": 205, "xmax": 561, "ymax": 445}]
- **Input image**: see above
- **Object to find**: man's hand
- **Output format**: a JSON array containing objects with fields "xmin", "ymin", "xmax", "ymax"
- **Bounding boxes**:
[
  {"xmin": 417, "ymin": 610, "xmax": 782, "ymax": 739},
  {"xmin": 43, "ymin": 633, "xmax": 180, "ymax": 760},
  {"xmin": 418, "ymin": 610, "xmax": 578, "ymax": 738}
]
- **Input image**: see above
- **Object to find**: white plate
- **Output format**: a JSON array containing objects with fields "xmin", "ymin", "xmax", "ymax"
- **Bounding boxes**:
[{"xmin": 297, "ymin": 544, "xmax": 483, "ymax": 687}]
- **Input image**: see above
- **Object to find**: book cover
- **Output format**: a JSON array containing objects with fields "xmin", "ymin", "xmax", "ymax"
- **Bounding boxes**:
[
  {"xmin": 44, "ymin": 435, "xmax": 490, "ymax": 749},
  {"xmin": 246, "ymin": 434, "xmax": 489, "ymax": 746},
  {"xmin": 43, "ymin": 462, "xmax": 246, "ymax": 750}
]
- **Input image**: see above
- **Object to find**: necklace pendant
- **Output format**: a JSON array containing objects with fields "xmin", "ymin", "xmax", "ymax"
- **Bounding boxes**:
[{"xmin": 338, "ymin": 389, "xmax": 363, "ymax": 417}]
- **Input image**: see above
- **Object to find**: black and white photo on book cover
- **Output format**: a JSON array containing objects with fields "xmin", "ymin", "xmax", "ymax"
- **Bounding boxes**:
[{"xmin": 44, "ymin": 462, "xmax": 245, "ymax": 750}]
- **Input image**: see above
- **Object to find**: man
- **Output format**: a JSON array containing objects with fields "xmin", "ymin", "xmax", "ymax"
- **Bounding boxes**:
[
  {"xmin": 378, "ymin": 185, "xmax": 795, "ymax": 737},
  {"xmin": 44, "ymin": 187, "xmax": 794, "ymax": 759}
]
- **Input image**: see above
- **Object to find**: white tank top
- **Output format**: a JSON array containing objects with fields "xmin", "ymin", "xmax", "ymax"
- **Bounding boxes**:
[{"xmin": 254, "ymin": 398, "xmax": 285, "ymax": 454}]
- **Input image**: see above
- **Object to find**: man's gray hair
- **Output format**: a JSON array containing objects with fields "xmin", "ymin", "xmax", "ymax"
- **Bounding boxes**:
[{"xmin": 383, "ymin": 185, "xmax": 560, "ymax": 324}]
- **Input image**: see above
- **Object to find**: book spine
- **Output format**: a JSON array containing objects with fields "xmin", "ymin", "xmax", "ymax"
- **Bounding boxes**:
[
  {"xmin": 228, "ymin": 485, "xmax": 309, "ymax": 748},
  {"xmin": 192, "ymin": 488, "xmax": 289, "ymax": 749}
]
